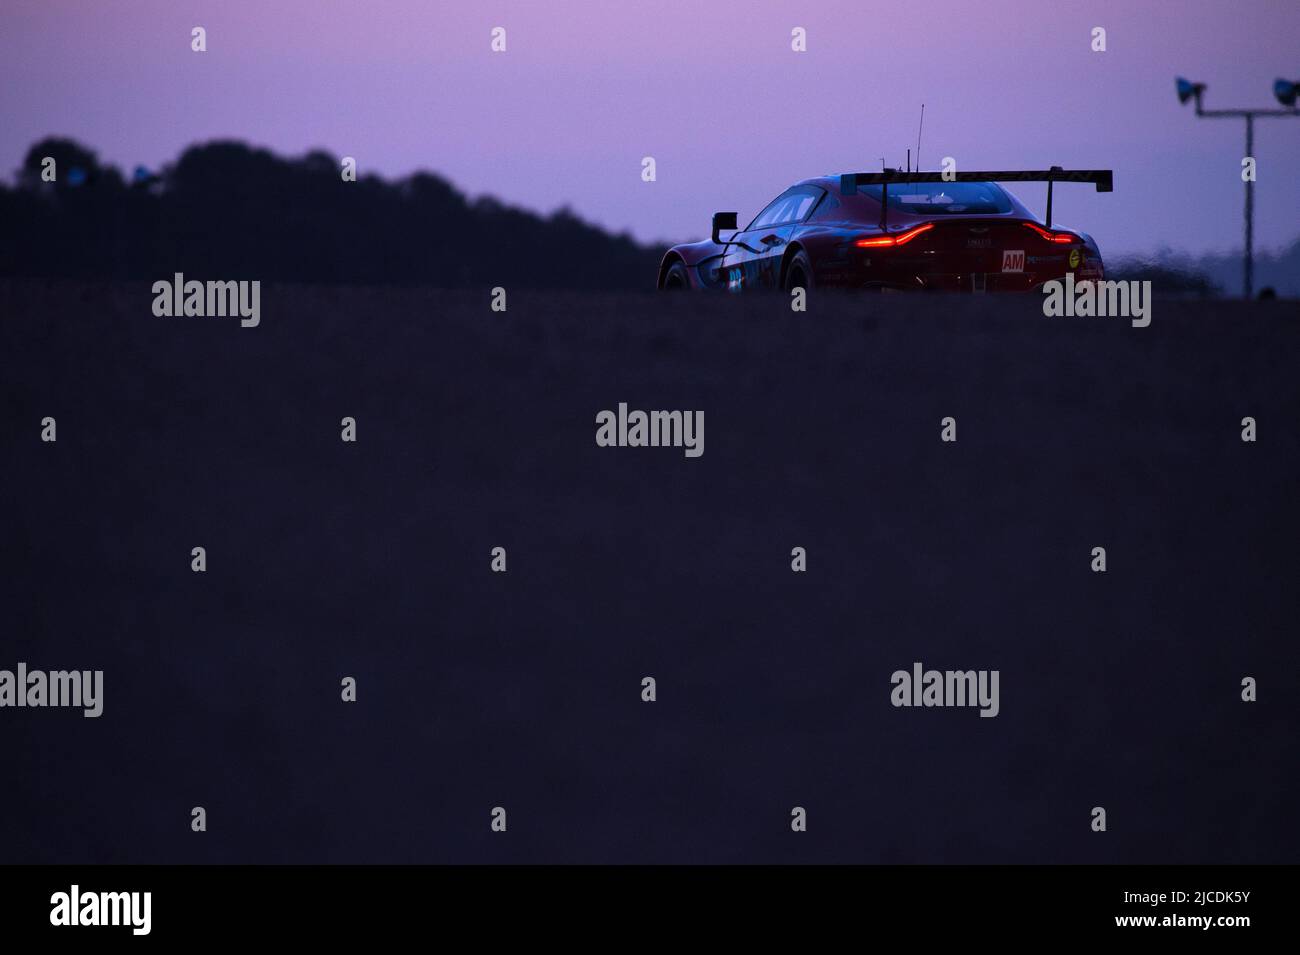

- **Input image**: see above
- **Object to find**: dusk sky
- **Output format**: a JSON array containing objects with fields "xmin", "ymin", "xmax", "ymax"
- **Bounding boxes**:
[{"xmin": 2, "ymin": 0, "xmax": 1297, "ymax": 257}]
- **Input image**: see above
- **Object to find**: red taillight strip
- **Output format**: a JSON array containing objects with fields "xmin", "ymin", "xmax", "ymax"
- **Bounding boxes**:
[
  {"xmin": 1023, "ymin": 222, "xmax": 1079, "ymax": 244},
  {"xmin": 855, "ymin": 222, "xmax": 934, "ymax": 248}
]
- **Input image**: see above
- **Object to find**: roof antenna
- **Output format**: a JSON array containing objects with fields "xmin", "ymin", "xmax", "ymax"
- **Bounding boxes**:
[{"xmin": 915, "ymin": 104, "xmax": 925, "ymax": 171}]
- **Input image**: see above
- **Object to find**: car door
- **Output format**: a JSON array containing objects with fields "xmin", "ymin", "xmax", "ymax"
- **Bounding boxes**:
[
  {"xmin": 722, "ymin": 192, "xmax": 793, "ymax": 291},
  {"xmin": 723, "ymin": 188, "xmax": 821, "ymax": 291}
]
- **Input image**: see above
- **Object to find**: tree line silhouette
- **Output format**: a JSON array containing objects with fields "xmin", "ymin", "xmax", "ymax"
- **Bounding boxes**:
[
  {"xmin": 6, "ymin": 137, "xmax": 1278, "ymax": 296},
  {"xmin": 0, "ymin": 137, "xmax": 663, "ymax": 289}
]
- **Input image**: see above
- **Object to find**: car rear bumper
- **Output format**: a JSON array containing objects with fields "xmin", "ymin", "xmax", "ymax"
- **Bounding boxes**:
[{"xmin": 820, "ymin": 253, "xmax": 1104, "ymax": 292}]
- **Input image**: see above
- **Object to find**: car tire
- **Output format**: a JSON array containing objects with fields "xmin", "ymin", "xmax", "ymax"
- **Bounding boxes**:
[
  {"xmin": 784, "ymin": 250, "xmax": 813, "ymax": 292},
  {"xmin": 662, "ymin": 261, "xmax": 691, "ymax": 290}
]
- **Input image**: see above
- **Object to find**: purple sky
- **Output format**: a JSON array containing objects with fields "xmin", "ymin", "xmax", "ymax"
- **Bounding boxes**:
[{"xmin": 2, "ymin": 0, "xmax": 1297, "ymax": 257}]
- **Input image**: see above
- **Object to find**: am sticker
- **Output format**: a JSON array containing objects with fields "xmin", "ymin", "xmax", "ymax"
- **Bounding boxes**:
[{"xmin": 1001, "ymin": 250, "xmax": 1025, "ymax": 273}]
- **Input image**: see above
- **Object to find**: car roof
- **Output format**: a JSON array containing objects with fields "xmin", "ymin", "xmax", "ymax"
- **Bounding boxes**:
[
  {"xmin": 797, "ymin": 176, "xmax": 842, "ymax": 194},
  {"xmin": 795, "ymin": 175, "xmax": 1007, "ymax": 194}
]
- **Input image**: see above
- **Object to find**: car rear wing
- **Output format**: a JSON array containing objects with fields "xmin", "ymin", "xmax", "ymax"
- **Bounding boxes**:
[{"xmin": 839, "ymin": 167, "xmax": 1113, "ymax": 230}]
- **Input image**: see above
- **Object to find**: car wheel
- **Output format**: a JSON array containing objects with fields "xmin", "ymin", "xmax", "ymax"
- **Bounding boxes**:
[
  {"xmin": 784, "ymin": 250, "xmax": 813, "ymax": 292},
  {"xmin": 662, "ymin": 261, "xmax": 690, "ymax": 290}
]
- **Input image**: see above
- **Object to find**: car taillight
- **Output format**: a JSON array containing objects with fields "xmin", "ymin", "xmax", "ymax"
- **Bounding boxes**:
[
  {"xmin": 1023, "ymin": 222, "xmax": 1080, "ymax": 244},
  {"xmin": 855, "ymin": 222, "xmax": 934, "ymax": 248}
]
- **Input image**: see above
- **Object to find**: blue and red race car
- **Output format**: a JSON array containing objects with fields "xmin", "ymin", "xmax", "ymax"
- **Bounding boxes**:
[{"xmin": 657, "ymin": 167, "xmax": 1112, "ymax": 293}]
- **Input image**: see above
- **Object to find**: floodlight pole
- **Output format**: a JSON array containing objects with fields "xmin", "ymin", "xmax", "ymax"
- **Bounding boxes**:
[{"xmin": 1188, "ymin": 88, "xmax": 1298, "ymax": 298}]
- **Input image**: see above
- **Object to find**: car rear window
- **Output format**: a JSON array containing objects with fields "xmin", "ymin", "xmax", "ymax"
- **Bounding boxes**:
[{"xmin": 853, "ymin": 181, "xmax": 1012, "ymax": 215}]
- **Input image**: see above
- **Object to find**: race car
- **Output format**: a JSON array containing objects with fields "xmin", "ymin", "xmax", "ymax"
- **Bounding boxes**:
[{"xmin": 657, "ymin": 167, "xmax": 1111, "ymax": 293}]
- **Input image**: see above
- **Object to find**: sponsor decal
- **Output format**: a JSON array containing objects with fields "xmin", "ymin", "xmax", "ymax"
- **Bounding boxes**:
[{"xmin": 1001, "ymin": 250, "xmax": 1025, "ymax": 273}]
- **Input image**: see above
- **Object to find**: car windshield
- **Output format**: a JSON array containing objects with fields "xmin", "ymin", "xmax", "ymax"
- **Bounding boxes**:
[{"xmin": 856, "ymin": 181, "xmax": 1012, "ymax": 215}]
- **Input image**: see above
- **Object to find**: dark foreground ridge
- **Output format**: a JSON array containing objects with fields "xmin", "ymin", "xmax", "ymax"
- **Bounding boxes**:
[{"xmin": 1, "ymin": 282, "xmax": 1297, "ymax": 863}]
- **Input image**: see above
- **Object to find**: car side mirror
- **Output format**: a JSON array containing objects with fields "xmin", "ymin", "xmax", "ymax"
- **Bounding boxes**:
[{"xmin": 712, "ymin": 212, "xmax": 738, "ymax": 245}]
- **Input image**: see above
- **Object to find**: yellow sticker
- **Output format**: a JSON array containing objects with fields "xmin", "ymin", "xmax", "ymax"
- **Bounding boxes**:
[{"xmin": 1068, "ymin": 248, "xmax": 1082, "ymax": 269}]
